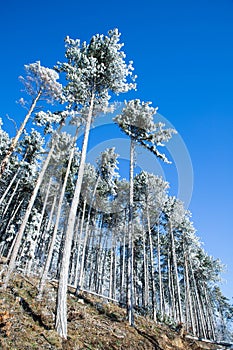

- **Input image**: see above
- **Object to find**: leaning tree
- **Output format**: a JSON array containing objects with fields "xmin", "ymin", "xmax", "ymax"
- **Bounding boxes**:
[{"xmin": 0, "ymin": 61, "xmax": 63, "ymax": 178}]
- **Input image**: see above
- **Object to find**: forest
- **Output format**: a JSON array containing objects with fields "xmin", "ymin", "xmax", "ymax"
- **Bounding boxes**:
[{"xmin": 0, "ymin": 28, "xmax": 232, "ymax": 342}]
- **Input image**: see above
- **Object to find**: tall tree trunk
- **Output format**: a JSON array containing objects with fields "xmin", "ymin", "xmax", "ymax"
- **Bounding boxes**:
[
  {"xmin": 37, "ymin": 191, "xmax": 62, "ymax": 296},
  {"xmin": 74, "ymin": 199, "xmax": 87, "ymax": 287},
  {"xmin": 146, "ymin": 201, "xmax": 157, "ymax": 322},
  {"xmin": 184, "ymin": 248, "xmax": 196, "ymax": 336},
  {"xmin": 203, "ymin": 284, "xmax": 216, "ymax": 340},
  {"xmin": 142, "ymin": 227, "xmax": 149, "ymax": 309},
  {"xmin": 189, "ymin": 259, "xmax": 207, "ymax": 339},
  {"xmin": 157, "ymin": 220, "xmax": 164, "ymax": 318},
  {"xmin": 127, "ymin": 139, "xmax": 134, "ymax": 326},
  {"xmin": 120, "ymin": 210, "xmax": 127, "ymax": 304},
  {"xmin": 69, "ymin": 212, "xmax": 81, "ymax": 285},
  {"xmin": 1, "ymin": 179, "xmax": 21, "ymax": 218},
  {"xmin": 93, "ymin": 217, "xmax": 103, "ymax": 292},
  {"xmin": 169, "ymin": 220, "xmax": 183, "ymax": 323},
  {"xmin": 77, "ymin": 175, "xmax": 100, "ymax": 291},
  {"xmin": 0, "ymin": 90, "xmax": 42, "ymax": 178},
  {"xmin": 38, "ymin": 131, "xmax": 78, "ymax": 295},
  {"xmin": 26, "ymin": 178, "xmax": 52, "ymax": 277},
  {"xmin": 0, "ymin": 164, "xmax": 21, "ymax": 206},
  {"xmin": 87, "ymin": 229, "xmax": 95, "ymax": 290},
  {"xmin": 167, "ymin": 252, "xmax": 175, "ymax": 319},
  {"xmin": 98, "ymin": 236, "xmax": 108, "ymax": 295},
  {"xmin": 109, "ymin": 232, "xmax": 116, "ymax": 299},
  {"xmin": 120, "ymin": 230, "xmax": 126, "ymax": 304},
  {"xmin": 78, "ymin": 220, "xmax": 91, "ymax": 291},
  {"xmin": 55, "ymin": 93, "xmax": 94, "ymax": 339},
  {"xmin": 2, "ymin": 125, "xmax": 60, "ymax": 289},
  {"xmin": 1, "ymin": 198, "xmax": 24, "ymax": 260}
]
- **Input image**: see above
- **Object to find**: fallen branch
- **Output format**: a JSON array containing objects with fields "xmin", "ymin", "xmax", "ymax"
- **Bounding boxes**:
[
  {"xmin": 80, "ymin": 288, "xmax": 119, "ymax": 303},
  {"xmin": 185, "ymin": 334, "xmax": 233, "ymax": 348},
  {"xmin": 50, "ymin": 279, "xmax": 119, "ymax": 303}
]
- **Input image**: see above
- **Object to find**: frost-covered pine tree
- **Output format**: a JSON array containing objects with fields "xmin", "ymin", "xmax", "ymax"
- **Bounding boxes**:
[
  {"xmin": 55, "ymin": 28, "xmax": 136, "ymax": 339},
  {"xmin": 0, "ymin": 118, "xmax": 16, "ymax": 201},
  {"xmin": 0, "ymin": 62, "xmax": 63, "ymax": 178},
  {"xmin": 1, "ymin": 118, "xmax": 67, "ymax": 290},
  {"xmin": 114, "ymin": 99, "xmax": 176, "ymax": 325},
  {"xmin": 96, "ymin": 147, "xmax": 119, "ymax": 196},
  {"xmin": 0, "ymin": 129, "xmax": 44, "ymax": 256},
  {"xmin": 163, "ymin": 197, "xmax": 186, "ymax": 323},
  {"xmin": 134, "ymin": 171, "xmax": 169, "ymax": 318},
  {"xmin": 76, "ymin": 148, "xmax": 119, "ymax": 292},
  {"xmin": 0, "ymin": 118, "xmax": 11, "ymax": 164}
]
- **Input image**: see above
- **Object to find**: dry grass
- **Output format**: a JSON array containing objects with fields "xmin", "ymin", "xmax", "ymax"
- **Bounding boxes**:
[{"xmin": 0, "ymin": 274, "xmax": 225, "ymax": 350}]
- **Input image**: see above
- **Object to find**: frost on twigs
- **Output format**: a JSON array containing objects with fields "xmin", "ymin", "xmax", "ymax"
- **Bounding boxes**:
[
  {"xmin": 16, "ymin": 97, "xmax": 27, "ymax": 109},
  {"xmin": 34, "ymin": 110, "xmax": 68, "ymax": 134},
  {"xmin": 58, "ymin": 28, "xmax": 137, "ymax": 108},
  {"xmin": 19, "ymin": 61, "xmax": 64, "ymax": 104},
  {"xmin": 114, "ymin": 99, "xmax": 177, "ymax": 163}
]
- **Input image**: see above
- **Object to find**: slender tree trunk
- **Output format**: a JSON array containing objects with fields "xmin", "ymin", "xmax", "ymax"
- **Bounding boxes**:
[
  {"xmin": 169, "ymin": 221, "xmax": 183, "ymax": 323},
  {"xmin": 167, "ymin": 252, "xmax": 175, "ymax": 319},
  {"xmin": 203, "ymin": 285, "xmax": 216, "ymax": 340},
  {"xmin": 98, "ymin": 236, "xmax": 108, "ymax": 295},
  {"xmin": 1, "ymin": 179, "xmax": 21, "ymax": 219},
  {"xmin": 120, "ymin": 210, "xmax": 127, "ymax": 303},
  {"xmin": 93, "ymin": 217, "xmax": 103, "ymax": 292},
  {"xmin": 0, "ymin": 165, "xmax": 21, "ymax": 206},
  {"xmin": 127, "ymin": 139, "xmax": 134, "ymax": 326},
  {"xmin": 69, "ymin": 212, "xmax": 81, "ymax": 285},
  {"xmin": 95, "ymin": 225, "xmax": 105, "ymax": 294},
  {"xmin": 146, "ymin": 201, "xmax": 157, "ymax": 322},
  {"xmin": 74, "ymin": 199, "xmax": 87, "ymax": 287},
  {"xmin": 157, "ymin": 221, "xmax": 164, "ymax": 318},
  {"xmin": 0, "ymin": 190, "xmax": 21, "ymax": 240},
  {"xmin": 201, "ymin": 285, "xmax": 212, "ymax": 339},
  {"xmin": 113, "ymin": 234, "xmax": 117, "ymax": 300},
  {"xmin": 26, "ymin": 178, "xmax": 52, "ymax": 276},
  {"xmin": 39, "ymin": 131, "xmax": 78, "ymax": 295},
  {"xmin": 120, "ymin": 228, "xmax": 126, "ymax": 303},
  {"xmin": 55, "ymin": 93, "xmax": 94, "ymax": 339},
  {"xmin": 87, "ymin": 230, "xmax": 95, "ymax": 290},
  {"xmin": 36, "ymin": 199, "xmax": 57, "ymax": 270},
  {"xmin": 189, "ymin": 259, "xmax": 207, "ymax": 339},
  {"xmin": 197, "ymin": 282, "xmax": 209, "ymax": 338},
  {"xmin": 2, "ymin": 126, "xmax": 60, "ymax": 289},
  {"xmin": 142, "ymin": 227, "xmax": 149, "ymax": 309},
  {"xmin": 109, "ymin": 232, "xmax": 116, "ymax": 299},
  {"xmin": 1, "ymin": 199, "xmax": 24, "ymax": 260},
  {"xmin": 77, "ymin": 175, "xmax": 100, "ymax": 291},
  {"xmin": 184, "ymin": 249, "xmax": 196, "ymax": 335},
  {"xmin": 35, "ymin": 179, "xmax": 52, "ymax": 235},
  {"xmin": 37, "ymin": 192, "xmax": 58, "ymax": 290},
  {"xmin": 0, "ymin": 199, "xmax": 24, "ymax": 262},
  {"xmin": 0, "ymin": 90, "xmax": 42, "ymax": 178},
  {"xmin": 78, "ymin": 221, "xmax": 90, "ymax": 291}
]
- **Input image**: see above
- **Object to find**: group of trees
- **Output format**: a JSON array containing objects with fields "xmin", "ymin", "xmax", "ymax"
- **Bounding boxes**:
[{"xmin": 0, "ymin": 29, "xmax": 232, "ymax": 341}]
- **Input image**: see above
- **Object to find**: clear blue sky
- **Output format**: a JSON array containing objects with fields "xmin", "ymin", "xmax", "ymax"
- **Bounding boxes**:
[{"xmin": 1, "ymin": 0, "xmax": 233, "ymax": 299}]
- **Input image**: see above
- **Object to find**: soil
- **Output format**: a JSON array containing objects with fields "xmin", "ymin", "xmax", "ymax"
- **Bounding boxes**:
[{"xmin": 0, "ymin": 274, "xmax": 229, "ymax": 350}]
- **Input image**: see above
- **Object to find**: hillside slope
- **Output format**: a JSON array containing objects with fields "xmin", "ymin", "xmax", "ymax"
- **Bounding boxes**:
[{"xmin": 0, "ymin": 274, "xmax": 230, "ymax": 350}]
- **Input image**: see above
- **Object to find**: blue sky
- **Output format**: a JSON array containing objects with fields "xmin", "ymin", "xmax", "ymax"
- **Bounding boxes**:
[{"xmin": 1, "ymin": 0, "xmax": 233, "ymax": 299}]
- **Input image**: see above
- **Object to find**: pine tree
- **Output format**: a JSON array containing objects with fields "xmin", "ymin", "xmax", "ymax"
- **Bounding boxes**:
[
  {"xmin": 2, "ymin": 118, "xmax": 65, "ymax": 289},
  {"xmin": 114, "ymin": 99, "xmax": 176, "ymax": 325},
  {"xmin": 55, "ymin": 28, "xmax": 136, "ymax": 339},
  {"xmin": 0, "ymin": 62, "xmax": 63, "ymax": 177}
]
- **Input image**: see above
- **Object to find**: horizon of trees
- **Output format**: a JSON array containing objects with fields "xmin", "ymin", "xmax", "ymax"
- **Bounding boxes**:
[{"xmin": 0, "ymin": 28, "xmax": 232, "ymax": 342}]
